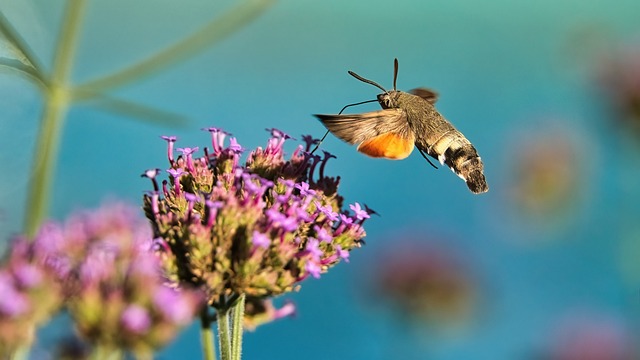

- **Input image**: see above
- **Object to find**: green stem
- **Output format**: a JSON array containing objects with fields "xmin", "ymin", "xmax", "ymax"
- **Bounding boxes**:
[
  {"xmin": 0, "ymin": 58, "xmax": 47, "ymax": 89},
  {"xmin": 230, "ymin": 294, "xmax": 246, "ymax": 360},
  {"xmin": 90, "ymin": 345, "xmax": 122, "ymax": 360},
  {"xmin": 24, "ymin": 86, "xmax": 69, "ymax": 236},
  {"xmin": 10, "ymin": 346, "xmax": 28, "ymax": 360},
  {"xmin": 217, "ymin": 307, "xmax": 232, "ymax": 360},
  {"xmin": 72, "ymin": 0, "xmax": 274, "ymax": 99},
  {"xmin": 0, "ymin": 9, "xmax": 46, "ymax": 79},
  {"xmin": 200, "ymin": 306, "xmax": 217, "ymax": 360},
  {"xmin": 51, "ymin": 0, "xmax": 86, "ymax": 84},
  {"xmin": 23, "ymin": 0, "xmax": 86, "ymax": 236}
]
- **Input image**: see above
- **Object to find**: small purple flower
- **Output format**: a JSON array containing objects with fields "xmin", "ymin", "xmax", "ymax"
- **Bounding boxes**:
[
  {"xmin": 178, "ymin": 146, "xmax": 198, "ymax": 157},
  {"xmin": 161, "ymin": 135, "xmax": 177, "ymax": 163},
  {"xmin": 13, "ymin": 264, "xmax": 43, "ymax": 288},
  {"xmin": 260, "ymin": 178, "xmax": 274, "ymax": 188},
  {"xmin": 228, "ymin": 137, "xmax": 244, "ymax": 153},
  {"xmin": 266, "ymin": 209, "xmax": 299, "ymax": 232},
  {"xmin": 335, "ymin": 214, "xmax": 355, "ymax": 235},
  {"xmin": 177, "ymin": 147, "xmax": 199, "ymax": 172},
  {"xmin": 121, "ymin": 305, "xmax": 151, "ymax": 334},
  {"xmin": 0, "ymin": 272, "xmax": 30, "ymax": 317},
  {"xmin": 184, "ymin": 192, "xmax": 199, "ymax": 204},
  {"xmin": 142, "ymin": 168, "xmax": 162, "ymax": 192},
  {"xmin": 130, "ymin": 251, "xmax": 161, "ymax": 276},
  {"xmin": 315, "ymin": 201, "xmax": 338, "ymax": 221},
  {"xmin": 153, "ymin": 286, "xmax": 199, "ymax": 324},
  {"xmin": 349, "ymin": 202, "xmax": 370, "ymax": 221},
  {"xmin": 161, "ymin": 135, "xmax": 177, "ymax": 142},
  {"xmin": 203, "ymin": 127, "xmax": 230, "ymax": 154},
  {"xmin": 305, "ymin": 238, "xmax": 323, "ymax": 261},
  {"xmin": 242, "ymin": 174, "xmax": 263, "ymax": 196},
  {"xmin": 294, "ymin": 206, "xmax": 313, "ymax": 222},
  {"xmin": 273, "ymin": 301, "xmax": 296, "ymax": 320},
  {"xmin": 305, "ymin": 261, "xmax": 322, "ymax": 279},
  {"xmin": 167, "ymin": 168, "xmax": 186, "ymax": 178},
  {"xmin": 167, "ymin": 168, "xmax": 184, "ymax": 196},
  {"xmin": 252, "ymin": 231, "xmax": 271, "ymax": 249},
  {"xmin": 152, "ymin": 237, "xmax": 171, "ymax": 253},
  {"xmin": 295, "ymin": 181, "xmax": 316, "ymax": 197},
  {"xmin": 79, "ymin": 250, "xmax": 116, "ymax": 285},
  {"xmin": 314, "ymin": 226, "xmax": 332, "ymax": 243},
  {"xmin": 339, "ymin": 213, "xmax": 354, "ymax": 225},
  {"xmin": 266, "ymin": 128, "xmax": 293, "ymax": 140},
  {"xmin": 335, "ymin": 245, "xmax": 349, "ymax": 263},
  {"xmin": 145, "ymin": 191, "xmax": 160, "ymax": 216},
  {"xmin": 141, "ymin": 168, "xmax": 160, "ymax": 180},
  {"xmin": 205, "ymin": 200, "xmax": 223, "ymax": 227}
]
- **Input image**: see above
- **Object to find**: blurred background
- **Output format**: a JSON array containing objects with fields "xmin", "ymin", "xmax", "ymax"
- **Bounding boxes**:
[{"xmin": 1, "ymin": 0, "xmax": 640, "ymax": 359}]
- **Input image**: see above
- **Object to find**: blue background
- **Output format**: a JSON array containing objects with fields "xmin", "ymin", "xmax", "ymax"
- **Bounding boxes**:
[{"xmin": 1, "ymin": 0, "xmax": 640, "ymax": 359}]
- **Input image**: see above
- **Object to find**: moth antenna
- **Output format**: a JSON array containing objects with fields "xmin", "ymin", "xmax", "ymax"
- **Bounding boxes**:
[
  {"xmin": 348, "ymin": 70, "xmax": 388, "ymax": 93},
  {"xmin": 393, "ymin": 58, "xmax": 399, "ymax": 91},
  {"xmin": 310, "ymin": 99, "xmax": 379, "ymax": 155},
  {"xmin": 417, "ymin": 148, "xmax": 438, "ymax": 169}
]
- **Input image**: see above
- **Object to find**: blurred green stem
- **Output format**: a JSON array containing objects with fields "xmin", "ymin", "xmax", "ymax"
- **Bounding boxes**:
[
  {"xmin": 90, "ymin": 345, "xmax": 122, "ymax": 360},
  {"xmin": 230, "ymin": 294, "xmax": 246, "ymax": 360},
  {"xmin": 0, "ymin": 10, "xmax": 45, "ymax": 77},
  {"xmin": 73, "ymin": 0, "xmax": 274, "ymax": 99},
  {"xmin": 10, "ymin": 347, "xmax": 28, "ymax": 360},
  {"xmin": 200, "ymin": 306, "xmax": 217, "ymax": 360},
  {"xmin": 24, "ymin": 0, "xmax": 86, "ymax": 236}
]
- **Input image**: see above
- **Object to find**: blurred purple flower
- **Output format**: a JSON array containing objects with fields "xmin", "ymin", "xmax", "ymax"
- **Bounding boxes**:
[
  {"xmin": 121, "ymin": 305, "xmax": 151, "ymax": 334},
  {"xmin": 252, "ymin": 231, "xmax": 271, "ymax": 249},
  {"xmin": 0, "ymin": 273, "xmax": 29, "ymax": 317}
]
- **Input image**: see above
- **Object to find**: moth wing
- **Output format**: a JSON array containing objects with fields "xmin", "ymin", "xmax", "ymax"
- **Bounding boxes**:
[
  {"xmin": 410, "ymin": 87, "xmax": 439, "ymax": 104},
  {"xmin": 314, "ymin": 109, "xmax": 415, "ymax": 160}
]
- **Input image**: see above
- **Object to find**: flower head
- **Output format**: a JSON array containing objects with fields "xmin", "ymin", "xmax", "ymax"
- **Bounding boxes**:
[
  {"xmin": 17, "ymin": 203, "xmax": 204, "ymax": 355},
  {"xmin": 143, "ymin": 126, "xmax": 370, "ymax": 309}
]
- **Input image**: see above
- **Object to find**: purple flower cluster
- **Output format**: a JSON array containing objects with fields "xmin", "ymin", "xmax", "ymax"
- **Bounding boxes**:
[
  {"xmin": 0, "ymin": 203, "xmax": 203, "ymax": 355},
  {"xmin": 0, "ymin": 236, "xmax": 62, "ymax": 353},
  {"xmin": 143, "ymin": 127, "xmax": 370, "ymax": 309}
]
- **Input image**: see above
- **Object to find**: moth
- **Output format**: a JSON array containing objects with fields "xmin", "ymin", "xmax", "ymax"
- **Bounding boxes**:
[{"xmin": 314, "ymin": 59, "xmax": 489, "ymax": 194}]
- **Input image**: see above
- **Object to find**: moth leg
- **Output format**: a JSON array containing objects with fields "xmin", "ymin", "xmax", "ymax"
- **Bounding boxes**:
[{"xmin": 417, "ymin": 148, "xmax": 438, "ymax": 169}]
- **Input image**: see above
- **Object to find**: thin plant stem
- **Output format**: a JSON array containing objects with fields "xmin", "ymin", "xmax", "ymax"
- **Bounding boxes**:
[
  {"xmin": 0, "ymin": 58, "xmax": 47, "ymax": 89},
  {"xmin": 200, "ymin": 306, "xmax": 217, "ymax": 360},
  {"xmin": 0, "ymin": 10, "xmax": 46, "ymax": 79},
  {"xmin": 77, "ymin": 91, "xmax": 189, "ymax": 127},
  {"xmin": 230, "ymin": 294, "xmax": 246, "ymax": 360},
  {"xmin": 72, "ymin": 0, "xmax": 274, "ymax": 100},
  {"xmin": 50, "ymin": 0, "xmax": 86, "ymax": 84},
  {"xmin": 10, "ymin": 346, "xmax": 28, "ymax": 360},
  {"xmin": 217, "ymin": 307, "xmax": 232, "ymax": 360},
  {"xmin": 90, "ymin": 345, "xmax": 122, "ymax": 360},
  {"xmin": 23, "ymin": 0, "xmax": 86, "ymax": 236}
]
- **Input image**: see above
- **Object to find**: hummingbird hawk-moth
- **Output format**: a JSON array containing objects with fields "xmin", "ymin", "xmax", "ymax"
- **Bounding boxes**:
[{"xmin": 314, "ymin": 59, "xmax": 489, "ymax": 194}]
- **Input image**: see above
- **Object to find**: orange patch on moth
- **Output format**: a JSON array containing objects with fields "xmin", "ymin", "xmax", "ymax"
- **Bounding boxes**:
[{"xmin": 357, "ymin": 132, "xmax": 414, "ymax": 160}]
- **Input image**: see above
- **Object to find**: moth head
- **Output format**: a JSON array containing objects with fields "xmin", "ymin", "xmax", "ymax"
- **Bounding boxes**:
[
  {"xmin": 348, "ymin": 58, "xmax": 401, "ymax": 109},
  {"xmin": 377, "ymin": 91, "xmax": 400, "ymax": 109}
]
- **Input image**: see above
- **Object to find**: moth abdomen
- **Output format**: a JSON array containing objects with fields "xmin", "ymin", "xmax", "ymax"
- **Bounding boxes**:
[{"xmin": 441, "ymin": 144, "xmax": 488, "ymax": 194}]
